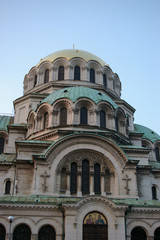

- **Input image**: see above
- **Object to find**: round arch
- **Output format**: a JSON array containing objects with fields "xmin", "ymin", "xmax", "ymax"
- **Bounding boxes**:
[
  {"xmin": 13, "ymin": 224, "xmax": 31, "ymax": 240},
  {"xmin": 127, "ymin": 220, "xmax": 150, "ymax": 238},
  {"xmin": 0, "ymin": 224, "xmax": 6, "ymax": 240},
  {"xmin": 38, "ymin": 224, "xmax": 56, "ymax": 240},
  {"xmin": 76, "ymin": 196, "xmax": 118, "ymax": 240},
  {"xmin": 35, "ymin": 218, "xmax": 62, "ymax": 236},
  {"xmin": 83, "ymin": 211, "xmax": 108, "ymax": 240}
]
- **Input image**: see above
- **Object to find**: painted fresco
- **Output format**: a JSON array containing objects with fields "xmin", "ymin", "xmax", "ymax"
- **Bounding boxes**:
[{"xmin": 83, "ymin": 212, "xmax": 107, "ymax": 225}]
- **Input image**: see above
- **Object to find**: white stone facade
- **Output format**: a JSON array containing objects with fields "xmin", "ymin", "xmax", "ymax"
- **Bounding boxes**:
[{"xmin": 0, "ymin": 49, "xmax": 160, "ymax": 240}]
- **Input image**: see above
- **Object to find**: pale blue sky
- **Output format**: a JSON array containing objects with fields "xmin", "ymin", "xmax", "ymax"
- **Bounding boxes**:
[{"xmin": 0, "ymin": 0, "xmax": 160, "ymax": 134}]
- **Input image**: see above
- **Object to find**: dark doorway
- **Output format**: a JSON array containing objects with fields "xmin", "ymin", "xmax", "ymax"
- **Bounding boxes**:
[
  {"xmin": 13, "ymin": 224, "xmax": 31, "ymax": 240},
  {"xmin": 131, "ymin": 227, "xmax": 147, "ymax": 240},
  {"xmin": 38, "ymin": 225, "xmax": 56, "ymax": 240},
  {"xmin": 83, "ymin": 212, "xmax": 108, "ymax": 240},
  {"xmin": 154, "ymin": 227, "xmax": 160, "ymax": 240},
  {"xmin": 0, "ymin": 224, "xmax": 6, "ymax": 240}
]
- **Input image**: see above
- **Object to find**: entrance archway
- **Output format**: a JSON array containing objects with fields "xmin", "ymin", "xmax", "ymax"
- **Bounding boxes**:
[
  {"xmin": 83, "ymin": 211, "xmax": 108, "ymax": 240},
  {"xmin": 131, "ymin": 227, "xmax": 147, "ymax": 240},
  {"xmin": 154, "ymin": 227, "xmax": 160, "ymax": 240},
  {"xmin": 0, "ymin": 224, "xmax": 6, "ymax": 240},
  {"xmin": 38, "ymin": 225, "xmax": 56, "ymax": 240},
  {"xmin": 13, "ymin": 224, "xmax": 31, "ymax": 240}
]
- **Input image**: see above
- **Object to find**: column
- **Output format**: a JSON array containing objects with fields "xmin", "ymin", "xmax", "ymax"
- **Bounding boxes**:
[
  {"xmin": 90, "ymin": 174, "xmax": 94, "ymax": 195},
  {"xmin": 31, "ymin": 234, "xmax": 38, "ymax": 240},
  {"xmin": 66, "ymin": 173, "xmax": 70, "ymax": 195},
  {"xmin": 101, "ymin": 174, "xmax": 106, "ymax": 196},
  {"xmin": 77, "ymin": 173, "xmax": 82, "ymax": 196},
  {"xmin": 82, "ymin": 66, "xmax": 89, "ymax": 81}
]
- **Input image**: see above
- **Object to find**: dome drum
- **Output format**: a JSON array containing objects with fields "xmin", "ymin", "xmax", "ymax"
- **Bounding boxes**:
[{"xmin": 24, "ymin": 49, "xmax": 121, "ymax": 98}]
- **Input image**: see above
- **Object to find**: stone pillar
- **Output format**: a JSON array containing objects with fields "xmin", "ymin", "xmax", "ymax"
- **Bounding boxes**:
[
  {"xmin": 96, "ymin": 69, "xmax": 103, "ymax": 85},
  {"xmin": 73, "ymin": 108, "xmax": 79, "ymax": 124},
  {"xmin": 66, "ymin": 173, "xmax": 70, "ymax": 195},
  {"xmin": 48, "ymin": 110, "xmax": 52, "ymax": 128},
  {"xmin": 89, "ymin": 109, "xmax": 95, "ymax": 125},
  {"xmin": 52, "ymin": 110, "xmax": 59, "ymax": 126},
  {"xmin": 82, "ymin": 66, "xmax": 89, "ymax": 81},
  {"xmin": 38, "ymin": 70, "xmax": 43, "ymax": 85},
  {"xmin": 107, "ymin": 112, "xmax": 115, "ymax": 130},
  {"xmin": 77, "ymin": 173, "xmax": 82, "ymax": 196},
  {"xmin": 108, "ymin": 76, "xmax": 114, "ymax": 90},
  {"xmin": 65, "ymin": 64, "xmax": 73, "ymax": 79},
  {"xmin": 31, "ymin": 234, "xmax": 38, "ymax": 240},
  {"xmin": 101, "ymin": 173, "xmax": 106, "ymax": 196},
  {"xmin": 51, "ymin": 66, "xmax": 57, "ymax": 81},
  {"xmin": 90, "ymin": 174, "xmax": 94, "ymax": 195}
]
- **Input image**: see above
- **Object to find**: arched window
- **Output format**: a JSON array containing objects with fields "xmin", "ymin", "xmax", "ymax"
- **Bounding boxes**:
[
  {"xmin": 44, "ymin": 69, "xmax": 49, "ymax": 83},
  {"xmin": 152, "ymin": 186, "xmax": 157, "ymax": 200},
  {"xmin": 5, "ymin": 179, "xmax": 11, "ymax": 194},
  {"xmin": 90, "ymin": 68, "xmax": 95, "ymax": 83},
  {"xmin": 115, "ymin": 116, "xmax": 119, "ymax": 131},
  {"xmin": 103, "ymin": 74, "xmax": 107, "ymax": 87},
  {"xmin": 154, "ymin": 227, "xmax": 160, "ymax": 240},
  {"xmin": 60, "ymin": 107, "xmax": 67, "ymax": 126},
  {"xmin": 94, "ymin": 163, "xmax": 101, "ymax": 194},
  {"xmin": 38, "ymin": 225, "xmax": 56, "ymax": 240},
  {"xmin": 126, "ymin": 115, "xmax": 130, "ymax": 126},
  {"xmin": 60, "ymin": 168, "xmax": 67, "ymax": 192},
  {"xmin": 74, "ymin": 66, "xmax": 80, "ymax": 80},
  {"xmin": 58, "ymin": 66, "xmax": 64, "ymax": 80},
  {"xmin": 70, "ymin": 162, "xmax": 77, "ymax": 194},
  {"xmin": 0, "ymin": 224, "xmax": 6, "ymax": 240},
  {"xmin": 83, "ymin": 212, "xmax": 108, "ymax": 240},
  {"xmin": 131, "ymin": 227, "xmax": 147, "ymax": 240},
  {"xmin": 100, "ymin": 110, "xmax": 106, "ymax": 128},
  {"xmin": 82, "ymin": 159, "xmax": 89, "ymax": 194},
  {"xmin": 155, "ymin": 147, "xmax": 160, "ymax": 161},
  {"xmin": 13, "ymin": 224, "xmax": 31, "ymax": 240},
  {"xmin": 34, "ymin": 75, "xmax": 37, "ymax": 87},
  {"xmin": 80, "ymin": 107, "xmax": 87, "ymax": 125},
  {"xmin": 43, "ymin": 112, "xmax": 49, "ymax": 129},
  {"xmin": 0, "ymin": 137, "xmax": 5, "ymax": 154}
]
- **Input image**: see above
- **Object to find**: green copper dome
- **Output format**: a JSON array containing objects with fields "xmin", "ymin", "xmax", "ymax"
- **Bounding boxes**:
[
  {"xmin": 37, "ymin": 49, "xmax": 107, "ymax": 67},
  {"xmin": 134, "ymin": 124, "xmax": 160, "ymax": 143},
  {"xmin": 41, "ymin": 86, "xmax": 118, "ymax": 109}
]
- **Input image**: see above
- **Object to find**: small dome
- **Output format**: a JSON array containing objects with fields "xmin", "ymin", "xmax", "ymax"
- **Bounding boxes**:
[
  {"xmin": 37, "ymin": 49, "xmax": 108, "ymax": 67},
  {"xmin": 134, "ymin": 124, "xmax": 160, "ymax": 143},
  {"xmin": 41, "ymin": 86, "xmax": 118, "ymax": 109}
]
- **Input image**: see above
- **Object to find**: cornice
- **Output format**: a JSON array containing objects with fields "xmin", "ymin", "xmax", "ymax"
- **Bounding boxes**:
[
  {"xmin": 115, "ymin": 100, "xmax": 135, "ymax": 113},
  {"xmin": 8, "ymin": 124, "xmax": 27, "ymax": 132},
  {"xmin": 15, "ymin": 140, "xmax": 52, "ymax": 149},
  {"xmin": 13, "ymin": 92, "xmax": 48, "ymax": 105}
]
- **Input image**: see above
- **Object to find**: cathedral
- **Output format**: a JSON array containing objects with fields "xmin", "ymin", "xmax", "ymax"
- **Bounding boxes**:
[{"xmin": 0, "ymin": 49, "xmax": 160, "ymax": 240}]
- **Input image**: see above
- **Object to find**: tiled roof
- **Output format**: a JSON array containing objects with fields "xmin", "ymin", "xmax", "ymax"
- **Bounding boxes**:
[
  {"xmin": 41, "ymin": 86, "xmax": 118, "ymax": 109},
  {"xmin": 134, "ymin": 124, "xmax": 160, "ymax": 143},
  {"xmin": 0, "ymin": 115, "xmax": 12, "ymax": 132}
]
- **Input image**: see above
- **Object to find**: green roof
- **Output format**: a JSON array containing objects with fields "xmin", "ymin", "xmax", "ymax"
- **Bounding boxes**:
[
  {"xmin": 0, "ymin": 115, "xmax": 12, "ymax": 132},
  {"xmin": 0, "ymin": 154, "xmax": 16, "ymax": 163},
  {"xmin": 37, "ymin": 49, "xmax": 108, "ymax": 67},
  {"xmin": 0, "ymin": 195, "xmax": 160, "ymax": 208},
  {"xmin": 149, "ymin": 161, "xmax": 160, "ymax": 170},
  {"xmin": 41, "ymin": 86, "xmax": 118, "ymax": 109},
  {"xmin": 0, "ymin": 195, "xmax": 81, "ymax": 205},
  {"xmin": 112, "ymin": 198, "xmax": 160, "ymax": 207},
  {"xmin": 134, "ymin": 124, "xmax": 160, "ymax": 143}
]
